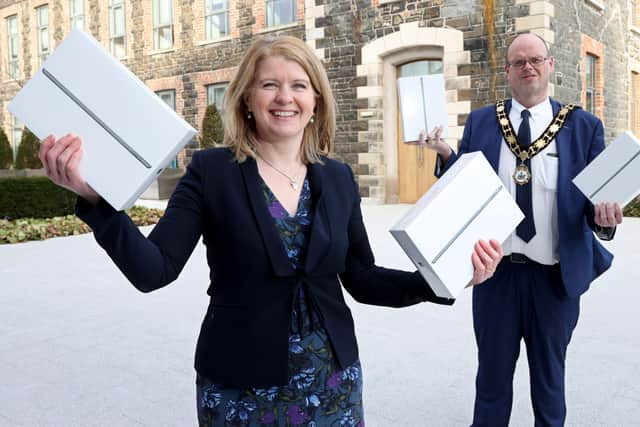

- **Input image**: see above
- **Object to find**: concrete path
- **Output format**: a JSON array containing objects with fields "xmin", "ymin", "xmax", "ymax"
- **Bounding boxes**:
[{"xmin": 1, "ymin": 204, "xmax": 638, "ymax": 426}]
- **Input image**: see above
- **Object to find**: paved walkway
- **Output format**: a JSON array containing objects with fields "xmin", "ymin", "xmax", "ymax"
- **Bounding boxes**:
[{"xmin": 1, "ymin": 204, "xmax": 638, "ymax": 426}]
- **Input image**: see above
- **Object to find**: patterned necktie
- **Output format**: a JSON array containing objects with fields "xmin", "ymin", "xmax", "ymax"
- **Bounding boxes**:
[{"xmin": 515, "ymin": 109, "xmax": 536, "ymax": 242}]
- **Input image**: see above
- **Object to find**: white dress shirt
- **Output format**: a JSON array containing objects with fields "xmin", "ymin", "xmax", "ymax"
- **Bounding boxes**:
[{"xmin": 499, "ymin": 98, "xmax": 559, "ymax": 265}]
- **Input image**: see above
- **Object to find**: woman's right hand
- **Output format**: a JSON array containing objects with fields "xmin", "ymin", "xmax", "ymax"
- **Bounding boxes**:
[{"xmin": 39, "ymin": 134, "xmax": 100, "ymax": 205}]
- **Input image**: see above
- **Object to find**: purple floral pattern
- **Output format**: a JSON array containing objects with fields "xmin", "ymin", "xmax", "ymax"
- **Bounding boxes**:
[{"xmin": 196, "ymin": 178, "xmax": 364, "ymax": 426}]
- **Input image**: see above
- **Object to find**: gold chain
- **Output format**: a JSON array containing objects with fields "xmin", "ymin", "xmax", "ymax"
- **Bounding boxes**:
[{"xmin": 495, "ymin": 99, "xmax": 578, "ymax": 162}]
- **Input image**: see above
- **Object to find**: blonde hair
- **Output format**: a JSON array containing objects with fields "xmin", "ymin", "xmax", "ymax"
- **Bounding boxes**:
[{"xmin": 223, "ymin": 35, "xmax": 336, "ymax": 163}]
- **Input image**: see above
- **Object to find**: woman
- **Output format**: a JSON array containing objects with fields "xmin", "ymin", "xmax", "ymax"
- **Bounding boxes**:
[{"xmin": 39, "ymin": 35, "xmax": 502, "ymax": 426}]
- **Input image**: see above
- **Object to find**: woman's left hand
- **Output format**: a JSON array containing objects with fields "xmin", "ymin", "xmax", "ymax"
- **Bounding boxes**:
[{"xmin": 469, "ymin": 239, "xmax": 503, "ymax": 286}]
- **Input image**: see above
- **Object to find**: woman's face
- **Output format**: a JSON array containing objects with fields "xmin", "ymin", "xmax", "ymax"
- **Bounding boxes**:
[{"xmin": 245, "ymin": 55, "xmax": 317, "ymax": 145}]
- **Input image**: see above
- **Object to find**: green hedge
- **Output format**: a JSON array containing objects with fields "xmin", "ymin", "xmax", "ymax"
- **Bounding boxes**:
[{"xmin": 0, "ymin": 176, "xmax": 76, "ymax": 220}]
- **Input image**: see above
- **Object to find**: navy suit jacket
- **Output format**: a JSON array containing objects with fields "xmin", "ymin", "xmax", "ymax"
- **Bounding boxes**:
[
  {"xmin": 439, "ymin": 98, "xmax": 613, "ymax": 298},
  {"xmin": 77, "ymin": 148, "xmax": 453, "ymax": 388}
]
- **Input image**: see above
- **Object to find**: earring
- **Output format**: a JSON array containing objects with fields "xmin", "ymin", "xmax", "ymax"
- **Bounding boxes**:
[
  {"xmin": 309, "ymin": 115, "xmax": 315, "ymax": 124},
  {"xmin": 247, "ymin": 111, "xmax": 253, "ymax": 120}
]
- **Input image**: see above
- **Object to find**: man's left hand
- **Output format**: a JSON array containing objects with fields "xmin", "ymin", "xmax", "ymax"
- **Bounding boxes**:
[{"xmin": 594, "ymin": 202, "xmax": 623, "ymax": 227}]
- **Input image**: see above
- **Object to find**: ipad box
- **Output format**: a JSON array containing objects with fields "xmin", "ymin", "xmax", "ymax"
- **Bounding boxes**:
[
  {"xmin": 8, "ymin": 29, "xmax": 197, "ymax": 210},
  {"xmin": 390, "ymin": 152, "xmax": 524, "ymax": 299},
  {"xmin": 397, "ymin": 74, "xmax": 449, "ymax": 142},
  {"xmin": 572, "ymin": 131, "xmax": 640, "ymax": 206}
]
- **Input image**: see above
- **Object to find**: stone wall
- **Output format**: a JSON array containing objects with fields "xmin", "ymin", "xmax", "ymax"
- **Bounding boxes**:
[{"xmin": 1, "ymin": 0, "xmax": 638, "ymax": 200}]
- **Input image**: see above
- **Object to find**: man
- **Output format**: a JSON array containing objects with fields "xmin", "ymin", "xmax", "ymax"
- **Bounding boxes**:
[{"xmin": 420, "ymin": 33, "xmax": 623, "ymax": 426}]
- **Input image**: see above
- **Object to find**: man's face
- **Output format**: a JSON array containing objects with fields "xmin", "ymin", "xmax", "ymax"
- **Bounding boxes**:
[{"xmin": 505, "ymin": 34, "xmax": 554, "ymax": 104}]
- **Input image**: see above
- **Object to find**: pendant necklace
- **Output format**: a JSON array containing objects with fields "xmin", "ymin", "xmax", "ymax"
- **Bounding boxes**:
[{"xmin": 257, "ymin": 154, "xmax": 303, "ymax": 191}]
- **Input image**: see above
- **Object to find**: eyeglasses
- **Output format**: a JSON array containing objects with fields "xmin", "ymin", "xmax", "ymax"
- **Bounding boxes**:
[{"xmin": 508, "ymin": 57, "xmax": 548, "ymax": 69}]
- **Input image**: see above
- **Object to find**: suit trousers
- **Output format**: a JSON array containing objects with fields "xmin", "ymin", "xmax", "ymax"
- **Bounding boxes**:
[{"xmin": 471, "ymin": 257, "xmax": 580, "ymax": 427}]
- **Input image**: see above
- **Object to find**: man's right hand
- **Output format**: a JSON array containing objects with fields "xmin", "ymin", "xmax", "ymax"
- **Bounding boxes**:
[
  {"xmin": 413, "ymin": 125, "xmax": 453, "ymax": 162},
  {"xmin": 38, "ymin": 134, "xmax": 100, "ymax": 205}
]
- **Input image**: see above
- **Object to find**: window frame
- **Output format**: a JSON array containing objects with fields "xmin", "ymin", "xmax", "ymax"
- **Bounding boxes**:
[
  {"xmin": 69, "ymin": 0, "xmax": 84, "ymax": 30},
  {"xmin": 152, "ymin": 0, "xmax": 174, "ymax": 50},
  {"xmin": 156, "ymin": 89, "xmax": 179, "ymax": 168},
  {"xmin": 206, "ymin": 82, "xmax": 228, "ymax": 113},
  {"xmin": 109, "ymin": 0, "xmax": 127, "ymax": 58},
  {"xmin": 36, "ymin": 5, "xmax": 50, "ymax": 67},
  {"xmin": 6, "ymin": 15, "xmax": 19, "ymax": 80},
  {"xmin": 265, "ymin": 0, "xmax": 296, "ymax": 28},
  {"xmin": 585, "ymin": 53, "xmax": 597, "ymax": 114},
  {"xmin": 205, "ymin": 0, "xmax": 230, "ymax": 40}
]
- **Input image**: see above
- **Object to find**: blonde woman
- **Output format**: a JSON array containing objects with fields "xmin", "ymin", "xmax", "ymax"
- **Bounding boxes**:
[{"xmin": 39, "ymin": 35, "xmax": 502, "ymax": 426}]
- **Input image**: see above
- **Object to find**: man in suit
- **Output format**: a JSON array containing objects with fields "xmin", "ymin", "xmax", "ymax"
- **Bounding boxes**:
[{"xmin": 421, "ymin": 33, "xmax": 623, "ymax": 426}]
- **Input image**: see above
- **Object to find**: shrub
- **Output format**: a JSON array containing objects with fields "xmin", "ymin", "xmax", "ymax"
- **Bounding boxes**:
[
  {"xmin": 0, "ymin": 128, "xmax": 12, "ymax": 169},
  {"xmin": 15, "ymin": 129, "xmax": 42, "ymax": 169},
  {"xmin": 624, "ymin": 197, "xmax": 640, "ymax": 218},
  {"xmin": 0, "ymin": 206, "xmax": 164, "ymax": 244},
  {"xmin": 0, "ymin": 176, "xmax": 76, "ymax": 219},
  {"xmin": 200, "ymin": 104, "xmax": 224, "ymax": 149}
]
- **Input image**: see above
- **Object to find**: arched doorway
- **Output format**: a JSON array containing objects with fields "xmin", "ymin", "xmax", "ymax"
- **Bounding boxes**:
[{"xmin": 396, "ymin": 59, "xmax": 443, "ymax": 203}]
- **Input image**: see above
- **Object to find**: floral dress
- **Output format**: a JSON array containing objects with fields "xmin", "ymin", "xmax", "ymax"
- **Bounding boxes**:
[{"xmin": 196, "ymin": 177, "xmax": 365, "ymax": 427}]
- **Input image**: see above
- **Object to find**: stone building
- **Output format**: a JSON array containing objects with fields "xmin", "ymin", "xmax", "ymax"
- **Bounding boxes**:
[{"xmin": 1, "ymin": 0, "xmax": 638, "ymax": 203}]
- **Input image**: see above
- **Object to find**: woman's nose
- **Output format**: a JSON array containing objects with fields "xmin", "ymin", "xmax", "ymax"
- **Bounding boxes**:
[{"xmin": 275, "ymin": 87, "xmax": 293, "ymax": 103}]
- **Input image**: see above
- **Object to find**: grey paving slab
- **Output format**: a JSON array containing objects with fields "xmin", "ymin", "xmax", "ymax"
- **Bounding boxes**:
[{"xmin": 1, "ymin": 204, "xmax": 638, "ymax": 427}]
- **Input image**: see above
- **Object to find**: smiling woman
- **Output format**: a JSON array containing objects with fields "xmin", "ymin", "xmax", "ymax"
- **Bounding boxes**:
[{"xmin": 36, "ymin": 34, "xmax": 503, "ymax": 427}]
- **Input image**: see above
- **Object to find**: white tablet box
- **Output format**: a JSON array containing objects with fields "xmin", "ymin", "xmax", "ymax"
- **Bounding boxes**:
[
  {"xmin": 8, "ymin": 29, "xmax": 197, "ymax": 211},
  {"xmin": 390, "ymin": 152, "xmax": 524, "ymax": 299},
  {"xmin": 573, "ymin": 131, "xmax": 640, "ymax": 206},
  {"xmin": 397, "ymin": 74, "xmax": 449, "ymax": 142}
]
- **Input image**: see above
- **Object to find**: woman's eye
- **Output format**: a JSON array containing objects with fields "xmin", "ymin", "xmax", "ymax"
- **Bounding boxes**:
[
  {"xmin": 262, "ymin": 82, "xmax": 277, "ymax": 89},
  {"xmin": 293, "ymin": 83, "xmax": 308, "ymax": 90}
]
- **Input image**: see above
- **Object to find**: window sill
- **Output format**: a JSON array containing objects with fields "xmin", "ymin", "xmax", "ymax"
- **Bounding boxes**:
[
  {"xmin": 196, "ymin": 37, "xmax": 232, "ymax": 47},
  {"xmin": 257, "ymin": 22, "xmax": 300, "ymax": 34},
  {"xmin": 584, "ymin": 0, "xmax": 605, "ymax": 12},
  {"xmin": 147, "ymin": 48, "xmax": 176, "ymax": 56}
]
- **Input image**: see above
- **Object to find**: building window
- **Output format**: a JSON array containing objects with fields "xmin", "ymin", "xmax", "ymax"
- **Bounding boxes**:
[
  {"xmin": 109, "ymin": 0, "xmax": 126, "ymax": 58},
  {"xmin": 70, "ymin": 0, "xmax": 84, "ymax": 30},
  {"xmin": 153, "ymin": 0, "xmax": 174, "ymax": 50},
  {"xmin": 632, "ymin": 72, "xmax": 640, "ymax": 137},
  {"xmin": 36, "ymin": 5, "xmax": 50, "ymax": 67},
  {"xmin": 6, "ymin": 15, "xmax": 19, "ymax": 80},
  {"xmin": 11, "ymin": 116, "xmax": 23, "ymax": 161},
  {"xmin": 156, "ymin": 90, "xmax": 178, "ymax": 168},
  {"xmin": 397, "ymin": 60, "xmax": 443, "ymax": 78},
  {"xmin": 266, "ymin": 0, "xmax": 296, "ymax": 27},
  {"xmin": 585, "ymin": 53, "xmax": 597, "ymax": 114},
  {"xmin": 206, "ymin": 83, "xmax": 228, "ymax": 114},
  {"xmin": 205, "ymin": 0, "xmax": 229, "ymax": 40}
]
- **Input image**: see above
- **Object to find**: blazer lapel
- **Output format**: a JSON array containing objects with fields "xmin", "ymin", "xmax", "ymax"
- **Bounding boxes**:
[
  {"xmin": 239, "ymin": 158, "xmax": 295, "ymax": 277},
  {"xmin": 550, "ymin": 98, "xmax": 574, "ymax": 196},
  {"xmin": 303, "ymin": 162, "xmax": 331, "ymax": 274},
  {"xmin": 484, "ymin": 99, "xmax": 510, "ymax": 172}
]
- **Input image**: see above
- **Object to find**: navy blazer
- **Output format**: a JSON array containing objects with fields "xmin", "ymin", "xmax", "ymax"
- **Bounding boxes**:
[
  {"xmin": 77, "ymin": 148, "xmax": 453, "ymax": 388},
  {"xmin": 439, "ymin": 98, "xmax": 613, "ymax": 298}
]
